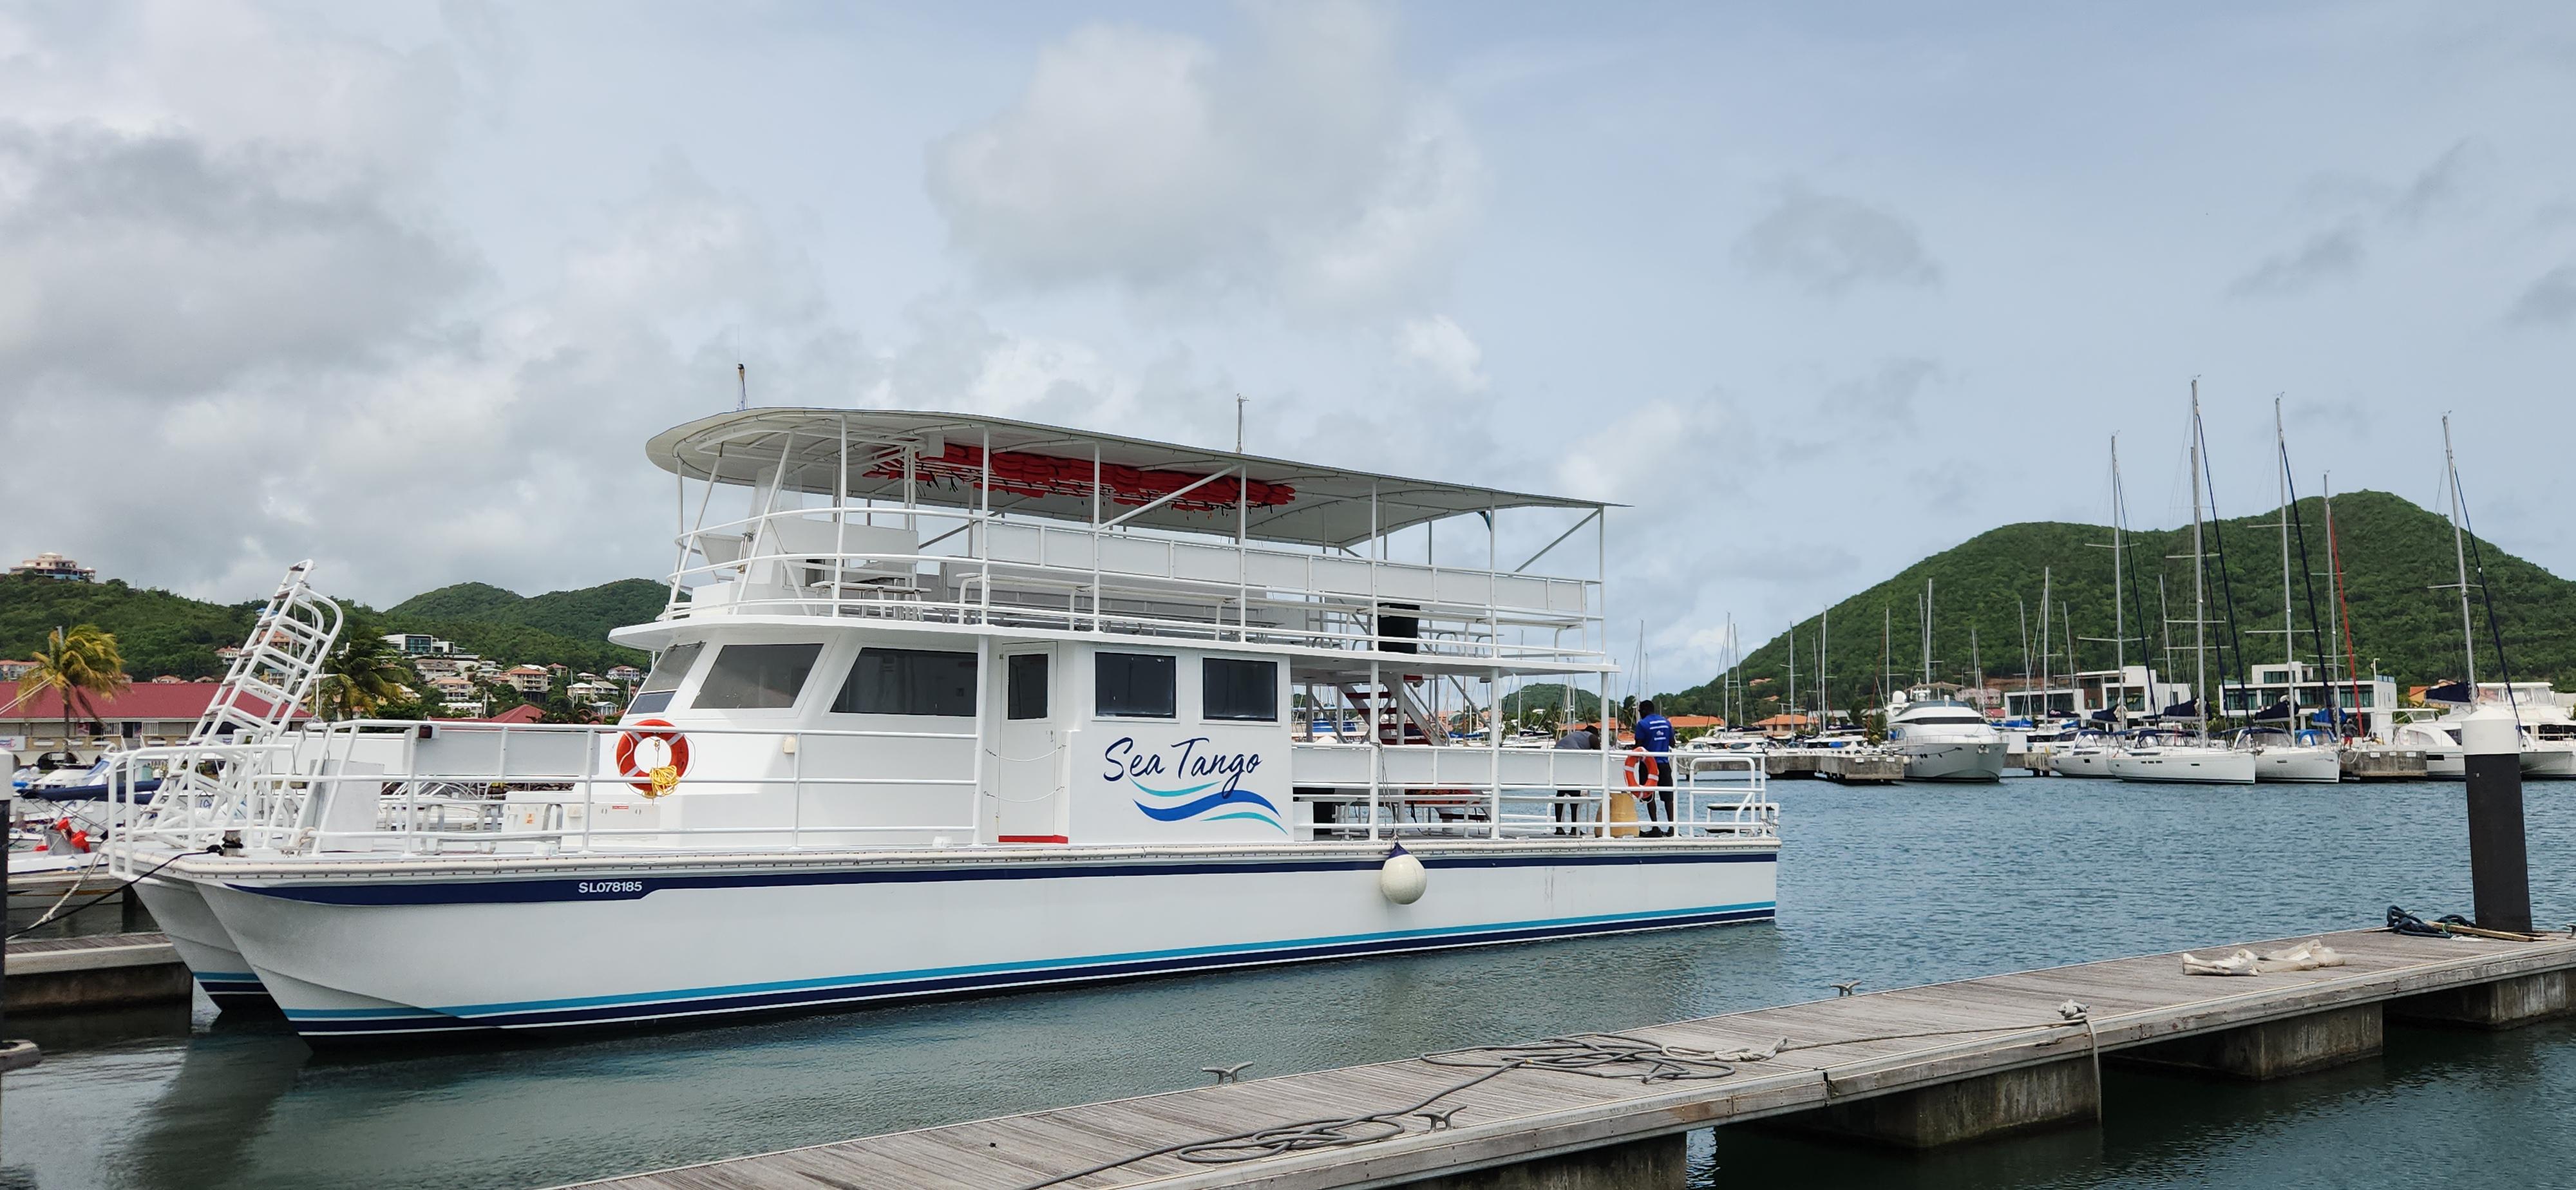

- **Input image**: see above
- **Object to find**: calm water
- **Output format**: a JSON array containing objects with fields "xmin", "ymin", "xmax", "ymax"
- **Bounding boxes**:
[{"xmin": 4, "ymin": 778, "xmax": 2572, "ymax": 1189}]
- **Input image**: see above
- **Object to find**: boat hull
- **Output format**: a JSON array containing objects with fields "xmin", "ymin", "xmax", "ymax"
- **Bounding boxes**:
[
  {"xmin": 1899, "ymin": 742, "xmax": 2007, "ymax": 783},
  {"xmin": 151, "ymin": 842, "xmax": 1777, "ymax": 1041},
  {"xmin": 2521, "ymin": 746, "xmax": 2576, "ymax": 779},
  {"xmin": 2251, "ymin": 746, "xmax": 2342, "ymax": 784},
  {"xmin": 2109, "ymin": 748, "xmax": 2257, "ymax": 785},
  {"xmin": 2048, "ymin": 749, "xmax": 2116, "ymax": 779}
]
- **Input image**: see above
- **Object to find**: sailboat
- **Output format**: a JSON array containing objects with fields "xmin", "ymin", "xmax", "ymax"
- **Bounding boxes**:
[
  {"xmin": 2113, "ymin": 382, "xmax": 2257, "ymax": 785},
  {"xmin": 2389, "ymin": 418, "xmax": 2573, "ymax": 779},
  {"xmin": 2240, "ymin": 399, "xmax": 2340, "ymax": 783},
  {"xmin": 2049, "ymin": 439, "xmax": 2132, "ymax": 780}
]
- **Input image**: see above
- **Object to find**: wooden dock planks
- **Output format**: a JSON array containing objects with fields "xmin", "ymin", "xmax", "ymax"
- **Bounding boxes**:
[{"xmin": 564, "ymin": 927, "xmax": 2576, "ymax": 1190}]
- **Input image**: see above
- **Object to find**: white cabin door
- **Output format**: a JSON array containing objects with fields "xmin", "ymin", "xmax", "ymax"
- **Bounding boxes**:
[{"xmin": 987, "ymin": 647, "xmax": 1065, "ymax": 844}]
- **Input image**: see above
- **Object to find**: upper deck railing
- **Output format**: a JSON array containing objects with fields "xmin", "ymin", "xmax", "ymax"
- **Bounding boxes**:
[{"xmin": 661, "ymin": 504, "xmax": 1605, "ymax": 667}]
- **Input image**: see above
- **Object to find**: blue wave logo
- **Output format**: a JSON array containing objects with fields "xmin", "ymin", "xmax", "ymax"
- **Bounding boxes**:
[{"xmin": 1105, "ymin": 736, "xmax": 1284, "ymax": 833}]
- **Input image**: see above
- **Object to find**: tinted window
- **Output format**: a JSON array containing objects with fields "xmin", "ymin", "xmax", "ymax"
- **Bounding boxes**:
[
  {"xmin": 1007, "ymin": 654, "xmax": 1049, "ymax": 721},
  {"xmin": 628, "ymin": 642, "xmax": 704, "ymax": 713},
  {"xmin": 1202, "ymin": 657, "xmax": 1277, "ymax": 721},
  {"xmin": 1095, "ymin": 652, "xmax": 1175, "ymax": 718},
  {"xmin": 835, "ymin": 648, "xmax": 978, "ymax": 717},
  {"xmin": 692, "ymin": 643, "xmax": 822, "ymax": 710}
]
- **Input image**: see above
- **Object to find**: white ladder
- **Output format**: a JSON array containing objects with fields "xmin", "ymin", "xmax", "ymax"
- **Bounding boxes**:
[
  {"xmin": 1338, "ymin": 680, "xmax": 1448, "ymax": 747},
  {"xmin": 123, "ymin": 562, "xmax": 345, "ymax": 855},
  {"xmin": 189, "ymin": 560, "xmax": 342, "ymax": 744}
]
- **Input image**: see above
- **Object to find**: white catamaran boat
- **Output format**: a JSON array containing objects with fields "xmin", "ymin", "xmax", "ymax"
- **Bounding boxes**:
[{"xmin": 107, "ymin": 410, "xmax": 1778, "ymax": 1042}]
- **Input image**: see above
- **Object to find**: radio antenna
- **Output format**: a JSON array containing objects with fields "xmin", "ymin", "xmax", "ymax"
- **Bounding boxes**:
[{"xmin": 736, "ymin": 363, "xmax": 749, "ymax": 412}]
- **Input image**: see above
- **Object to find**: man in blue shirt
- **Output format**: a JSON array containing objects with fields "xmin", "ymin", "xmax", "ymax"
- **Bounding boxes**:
[{"xmin": 1635, "ymin": 701, "xmax": 1676, "ymax": 836}]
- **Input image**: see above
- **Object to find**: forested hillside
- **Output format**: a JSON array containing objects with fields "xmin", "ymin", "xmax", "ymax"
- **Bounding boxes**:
[
  {"xmin": 0, "ymin": 576, "xmax": 662, "ymax": 677},
  {"xmin": 1657, "ymin": 491, "xmax": 2576, "ymax": 719}
]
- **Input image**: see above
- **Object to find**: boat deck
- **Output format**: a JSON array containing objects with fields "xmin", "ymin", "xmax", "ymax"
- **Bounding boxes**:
[{"xmin": 563, "ymin": 925, "xmax": 2576, "ymax": 1190}]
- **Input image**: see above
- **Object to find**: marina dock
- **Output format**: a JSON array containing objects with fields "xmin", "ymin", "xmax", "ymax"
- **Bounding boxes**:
[
  {"xmin": 567, "ymin": 925, "xmax": 2576, "ymax": 1190},
  {"xmin": 5, "ymin": 931, "xmax": 193, "ymax": 1012}
]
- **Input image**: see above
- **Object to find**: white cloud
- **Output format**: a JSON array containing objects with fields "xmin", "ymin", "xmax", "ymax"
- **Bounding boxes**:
[
  {"xmin": 1396, "ymin": 314, "xmax": 1486, "ymax": 392},
  {"xmin": 925, "ymin": 2, "xmax": 1479, "ymax": 315}
]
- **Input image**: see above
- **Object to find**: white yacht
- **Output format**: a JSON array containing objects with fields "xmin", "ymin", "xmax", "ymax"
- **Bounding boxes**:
[
  {"xmin": 2236, "ymin": 727, "xmax": 2341, "ymax": 784},
  {"xmin": 2043, "ymin": 729, "xmax": 2120, "ymax": 778},
  {"xmin": 2108, "ymin": 731, "xmax": 2257, "ymax": 784},
  {"xmin": 107, "ymin": 410, "xmax": 1778, "ymax": 1041},
  {"xmin": 1884, "ymin": 694, "xmax": 2006, "ymax": 782}
]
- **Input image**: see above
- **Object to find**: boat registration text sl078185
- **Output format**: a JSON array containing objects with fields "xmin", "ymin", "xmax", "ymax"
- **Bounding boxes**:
[{"xmin": 578, "ymin": 880, "xmax": 647, "ymax": 895}]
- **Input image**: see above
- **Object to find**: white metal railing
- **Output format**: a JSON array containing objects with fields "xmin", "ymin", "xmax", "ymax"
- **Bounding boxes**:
[
  {"xmin": 1286, "ymin": 744, "xmax": 1774, "ymax": 842},
  {"xmin": 659, "ymin": 508, "xmax": 1604, "ymax": 666},
  {"xmin": 104, "ymin": 719, "xmax": 983, "ymax": 869},
  {"xmin": 97, "ymin": 729, "xmax": 1775, "ymax": 870}
]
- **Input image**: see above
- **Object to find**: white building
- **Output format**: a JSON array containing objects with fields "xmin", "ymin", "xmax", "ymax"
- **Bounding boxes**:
[
  {"xmin": 380, "ymin": 633, "xmax": 455, "ymax": 656},
  {"xmin": 2002, "ymin": 665, "xmax": 2191, "ymax": 723},
  {"xmin": 2219, "ymin": 660, "xmax": 2401, "ymax": 741}
]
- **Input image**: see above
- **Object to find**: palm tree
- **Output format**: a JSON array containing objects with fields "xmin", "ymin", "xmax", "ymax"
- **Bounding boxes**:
[
  {"xmin": 15, "ymin": 625, "xmax": 130, "ymax": 751},
  {"xmin": 314, "ymin": 635, "xmax": 413, "ymax": 721}
]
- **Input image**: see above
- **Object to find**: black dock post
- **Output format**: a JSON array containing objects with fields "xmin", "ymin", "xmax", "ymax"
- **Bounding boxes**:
[{"xmin": 2461, "ymin": 709, "xmax": 2533, "ymax": 934}]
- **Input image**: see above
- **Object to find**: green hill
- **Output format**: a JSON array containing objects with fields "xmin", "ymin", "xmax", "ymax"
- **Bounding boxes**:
[
  {"xmin": 1656, "ymin": 490, "xmax": 2576, "ymax": 719},
  {"xmin": 386, "ymin": 580, "xmax": 667, "ymax": 670},
  {"xmin": 0, "ymin": 576, "xmax": 664, "ymax": 678}
]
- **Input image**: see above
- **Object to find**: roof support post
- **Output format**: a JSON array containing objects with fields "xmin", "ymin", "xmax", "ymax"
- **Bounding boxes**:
[
  {"xmin": 1489, "ymin": 664, "xmax": 1502, "ymax": 839},
  {"xmin": 980, "ymin": 428, "xmax": 992, "ymax": 628},
  {"xmin": 1368, "ymin": 655, "xmax": 1382, "ymax": 842},
  {"xmin": 1238, "ymin": 455, "xmax": 1251, "ymax": 645},
  {"xmin": 834, "ymin": 417, "xmax": 848, "ymax": 621},
  {"xmin": 1090, "ymin": 444, "xmax": 1103, "ymax": 633}
]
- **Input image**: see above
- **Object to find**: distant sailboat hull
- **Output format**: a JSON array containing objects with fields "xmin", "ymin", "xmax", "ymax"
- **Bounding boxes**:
[
  {"xmin": 2110, "ymin": 746, "xmax": 2256, "ymax": 785},
  {"xmin": 2251, "ymin": 746, "xmax": 2341, "ymax": 784}
]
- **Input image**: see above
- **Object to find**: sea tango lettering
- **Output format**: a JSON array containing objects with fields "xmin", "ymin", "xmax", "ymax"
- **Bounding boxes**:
[
  {"xmin": 1104, "ymin": 736, "xmax": 1283, "ymax": 833},
  {"xmin": 1102, "ymin": 736, "xmax": 1262, "ymax": 794}
]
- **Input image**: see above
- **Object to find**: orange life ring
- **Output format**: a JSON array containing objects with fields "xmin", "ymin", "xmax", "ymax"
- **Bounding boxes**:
[
  {"xmin": 1623, "ymin": 750, "xmax": 1660, "ymax": 789},
  {"xmin": 616, "ymin": 718, "xmax": 692, "ymax": 797}
]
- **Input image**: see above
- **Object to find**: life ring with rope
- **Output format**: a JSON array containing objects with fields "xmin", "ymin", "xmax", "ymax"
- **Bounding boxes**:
[
  {"xmin": 1622, "ymin": 748, "xmax": 1660, "ymax": 790},
  {"xmin": 615, "ymin": 719, "xmax": 692, "ymax": 797}
]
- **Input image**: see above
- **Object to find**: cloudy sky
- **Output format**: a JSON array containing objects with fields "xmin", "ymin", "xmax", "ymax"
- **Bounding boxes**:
[{"xmin": 6, "ymin": 1, "xmax": 2573, "ymax": 688}]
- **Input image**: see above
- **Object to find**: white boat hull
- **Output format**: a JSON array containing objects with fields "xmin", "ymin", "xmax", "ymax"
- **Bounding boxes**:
[
  {"xmin": 141, "ymin": 841, "xmax": 1777, "ymax": 1041},
  {"xmin": 2110, "ymin": 748, "xmax": 2257, "ymax": 785},
  {"xmin": 2251, "ymin": 746, "xmax": 2342, "ymax": 784},
  {"xmin": 2048, "ymin": 749, "xmax": 2117, "ymax": 779},
  {"xmin": 1899, "ymin": 742, "xmax": 2007, "ymax": 783},
  {"xmin": 2521, "ymin": 746, "xmax": 2576, "ymax": 779}
]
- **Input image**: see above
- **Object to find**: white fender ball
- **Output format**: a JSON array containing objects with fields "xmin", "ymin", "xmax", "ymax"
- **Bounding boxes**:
[{"xmin": 1379, "ymin": 846, "xmax": 1427, "ymax": 905}]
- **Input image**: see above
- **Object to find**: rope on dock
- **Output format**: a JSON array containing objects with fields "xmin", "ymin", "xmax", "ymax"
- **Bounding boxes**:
[{"xmin": 1006, "ymin": 1017, "xmax": 2103, "ymax": 1189}]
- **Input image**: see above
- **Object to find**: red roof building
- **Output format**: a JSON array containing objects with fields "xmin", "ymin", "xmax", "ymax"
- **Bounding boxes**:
[{"xmin": 0, "ymin": 681, "xmax": 309, "ymax": 754}]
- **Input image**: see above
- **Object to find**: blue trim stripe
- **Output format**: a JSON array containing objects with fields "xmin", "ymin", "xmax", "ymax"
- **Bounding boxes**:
[
  {"xmin": 234, "ymin": 849, "xmax": 1774, "ymax": 907},
  {"xmin": 283, "ymin": 902, "xmax": 1776, "ymax": 1035}
]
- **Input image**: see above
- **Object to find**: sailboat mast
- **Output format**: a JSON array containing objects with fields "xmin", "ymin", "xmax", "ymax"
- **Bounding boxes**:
[
  {"xmin": 2191, "ymin": 380, "xmax": 2208, "ymax": 743},
  {"xmin": 2110, "ymin": 435, "xmax": 2126, "ymax": 677},
  {"xmin": 1922, "ymin": 579, "xmax": 1934, "ymax": 687},
  {"xmin": 2277, "ymin": 397, "xmax": 2297, "ymax": 728},
  {"xmin": 2322, "ymin": 477, "xmax": 2347, "ymax": 733},
  {"xmin": 2038, "ymin": 568, "xmax": 2052, "ymax": 717},
  {"xmin": 1820, "ymin": 607, "xmax": 1830, "ymax": 726},
  {"xmin": 2444, "ymin": 415, "xmax": 2477, "ymax": 690}
]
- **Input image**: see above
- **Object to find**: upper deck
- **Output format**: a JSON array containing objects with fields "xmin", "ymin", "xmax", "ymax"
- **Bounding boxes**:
[{"xmin": 628, "ymin": 409, "xmax": 1618, "ymax": 675}]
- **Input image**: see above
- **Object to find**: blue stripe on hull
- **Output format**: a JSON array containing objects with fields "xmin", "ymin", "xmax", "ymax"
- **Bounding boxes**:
[
  {"xmin": 285, "ymin": 902, "xmax": 1776, "ymax": 1037},
  {"xmin": 236, "ymin": 849, "xmax": 1775, "ymax": 907}
]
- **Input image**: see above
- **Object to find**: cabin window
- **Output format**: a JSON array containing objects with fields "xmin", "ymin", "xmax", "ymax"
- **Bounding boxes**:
[
  {"xmin": 1095, "ymin": 652, "xmax": 1176, "ymax": 718},
  {"xmin": 627, "ymin": 642, "xmax": 705, "ymax": 714},
  {"xmin": 1007, "ymin": 654, "xmax": 1049, "ymax": 721},
  {"xmin": 692, "ymin": 643, "xmax": 822, "ymax": 710},
  {"xmin": 835, "ymin": 647, "xmax": 978, "ymax": 717},
  {"xmin": 1202, "ymin": 657, "xmax": 1278, "ymax": 721}
]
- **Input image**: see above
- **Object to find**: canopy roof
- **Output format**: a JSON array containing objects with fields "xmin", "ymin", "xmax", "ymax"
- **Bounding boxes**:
[{"xmin": 645, "ymin": 408, "xmax": 1605, "ymax": 549}]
